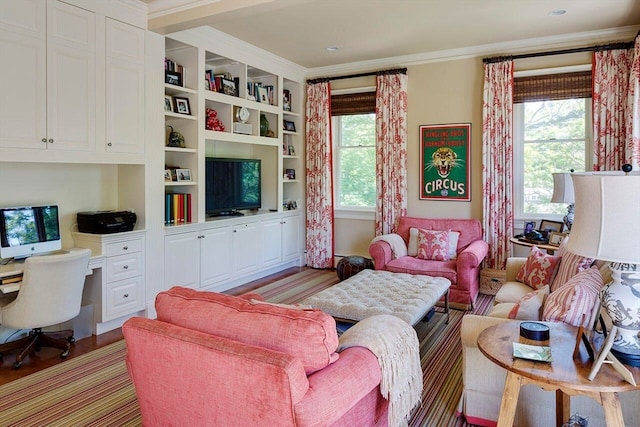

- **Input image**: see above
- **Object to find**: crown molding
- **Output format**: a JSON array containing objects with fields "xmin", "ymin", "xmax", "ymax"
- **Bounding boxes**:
[
  {"xmin": 306, "ymin": 25, "xmax": 639, "ymax": 78},
  {"xmin": 147, "ymin": 0, "xmax": 218, "ymax": 19}
]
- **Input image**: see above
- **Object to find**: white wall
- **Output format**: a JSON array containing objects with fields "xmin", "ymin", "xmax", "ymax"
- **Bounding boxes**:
[{"xmin": 0, "ymin": 162, "xmax": 119, "ymax": 250}]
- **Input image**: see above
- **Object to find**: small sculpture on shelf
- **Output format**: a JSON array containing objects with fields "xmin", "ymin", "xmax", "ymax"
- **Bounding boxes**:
[
  {"xmin": 166, "ymin": 126, "xmax": 185, "ymax": 148},
  {"xmin": 205, "ymin": 108, "xmax": 225, "ymax": 131},
  {"xmin": 260, "ymin": 114, "xmax": 269, "ymax": 137}
]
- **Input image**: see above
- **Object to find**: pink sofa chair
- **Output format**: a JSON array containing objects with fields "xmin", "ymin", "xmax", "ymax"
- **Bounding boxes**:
[
  {"xmin": 369, "ymin": 217, "xmax": 488, "ymax": 309},
  {"xmin": 123, "ymin": 287, "xmax": 388, "ymax": 426}
]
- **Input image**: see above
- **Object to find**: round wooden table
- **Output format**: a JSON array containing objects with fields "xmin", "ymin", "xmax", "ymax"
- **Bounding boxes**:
[
  {"xmin": 478, "ymin": 321, "xmax": 640, "ymax": 427},
  {"xmin": 510, "ymin": 237, "xmax": 558, "ymax": 254}
]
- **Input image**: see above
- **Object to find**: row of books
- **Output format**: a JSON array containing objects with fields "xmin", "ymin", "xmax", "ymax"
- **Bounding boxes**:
[
  {"xmin": 248, "ymin": 82, "xmax": 275, "ymax": 105},
  {"xmin": 205, "ymin": 70, "xmax": 240, "ymax": 97},
  {"xmin": 165, "ymin": 193, "xmax": 192, "ymax": 225},
  {"xmin": 165, "ymin": 58, "xmax": 183, "ymax": 74}
]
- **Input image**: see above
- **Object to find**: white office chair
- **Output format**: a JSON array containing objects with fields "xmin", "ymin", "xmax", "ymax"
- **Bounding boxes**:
[{"xmin": 0, "ymin": 249, "xmax": 91, "ymax": 369}]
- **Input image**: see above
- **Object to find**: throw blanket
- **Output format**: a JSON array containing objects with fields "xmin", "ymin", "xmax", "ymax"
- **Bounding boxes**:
[
  {"xmin": 371, "ymin": 234, "xmax": 408, "ymax": 259},
  {"xmin": 338, "ymin": 314, "xmax": 422, "ymax": 427}
]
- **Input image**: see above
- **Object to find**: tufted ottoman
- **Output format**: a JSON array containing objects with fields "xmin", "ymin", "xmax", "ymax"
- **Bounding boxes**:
[
  {"xmin": 301, "ymin": 269, "xmax": 451, "ymax": 326},
  {"xmin": 336, "ymin": 256, "xmax": 374, "ymax": 281}
]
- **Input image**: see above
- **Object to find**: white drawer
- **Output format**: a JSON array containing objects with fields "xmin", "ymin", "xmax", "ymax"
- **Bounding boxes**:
[
  {"xmin": 105, "ymin": 239, "xmax": 142, "ymax": 257},
  {"xmin": 106, "ymin": 252, "xmax": 142, "ymax": 282},
  {"xmin": 105, "ymin": 276, "xmax": 144, "ymax": 319}
]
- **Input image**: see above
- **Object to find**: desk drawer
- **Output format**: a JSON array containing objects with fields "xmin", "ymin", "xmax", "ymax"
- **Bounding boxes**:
[
  {"xmin": 105, "ymin": 276, "xmax": 144, "ymax": 319},
  {"xmin": 105, "ymin": 239, "xmax": 142, "ymax": 257},
  {"xmin": 106, "ymin": 252, "xmax": 142, "ymax": 282}
]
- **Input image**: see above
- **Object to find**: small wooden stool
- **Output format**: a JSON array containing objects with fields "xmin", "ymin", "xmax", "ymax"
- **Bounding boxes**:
[{"xmin": 336, "ymin": 256, "xmax": 374, "ymax": 281}]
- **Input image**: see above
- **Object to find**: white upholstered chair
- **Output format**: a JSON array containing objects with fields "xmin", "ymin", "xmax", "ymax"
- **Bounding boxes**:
[{"xmin": 0, "ymin": 249, "xmax": 91, "ymax": 369}]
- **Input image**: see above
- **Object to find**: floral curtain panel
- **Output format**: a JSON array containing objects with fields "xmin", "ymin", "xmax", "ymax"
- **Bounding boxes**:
[
  {"xmin": 482, "ymin": 60, "xmax": 514, "ymax": 270},
  {"xmin": 627, "ymin": 34, "xmax": 640, "ymax": 170},
  {"xmin": 375, "ymin": 72, "xmax": 408, "ymax": 236},
  {"xmin": 593, "ymin": 46, "xmax": 635, "ymax": 170},
  {"xmin": 305, "ymin": 81, "xmax": 334, "ymax": 268}
]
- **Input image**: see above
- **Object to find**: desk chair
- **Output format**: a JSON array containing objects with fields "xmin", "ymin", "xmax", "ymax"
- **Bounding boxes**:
[{"xmin": 0, "ymin": 249, "xmax": 91, "ymax": 369}]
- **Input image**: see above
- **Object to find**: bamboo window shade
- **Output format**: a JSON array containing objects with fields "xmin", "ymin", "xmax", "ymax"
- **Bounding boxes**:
[
  {"xmin": 513, "ymin": 70, "xmax": 592, "ymax": 103},
  {"xmin": 331, "ymin": 91, "xmax": 376, "ymax": 116}
]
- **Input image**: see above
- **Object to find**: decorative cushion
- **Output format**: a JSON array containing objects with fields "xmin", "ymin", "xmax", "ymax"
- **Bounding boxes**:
[
  {"xmin": 507, "ymin": 285, "xmax": 549, "ymax": 320},
  {"xmin": 408, "ymin": 228, "xmax": 459, "ymax": 260},
  {"xmin": 550, "ymin": 237, "xmax": 595, "ymax": 292},
  {"xmin": 515, "ymin": 246, "xmax": 561, "ymax": 290},
  {"xmin": 416, "ymin": 229, "xmax": 449, "ymax": 261},
  {"xmin": 542, "ymin": 267, "xmax": 604, "ymax": 328},
  {"xmin": 155, "ymin": 286, "xmax": 339, "ymax": 375}
]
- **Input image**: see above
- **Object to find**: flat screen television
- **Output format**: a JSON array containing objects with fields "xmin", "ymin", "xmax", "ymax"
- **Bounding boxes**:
[
  {"xmin": 0, "ymin": 205, "xmax": 62, "ymax": 260},
  {"xmin": 205, "ymin": 158, "xmax": 261, "ymax": 216}
]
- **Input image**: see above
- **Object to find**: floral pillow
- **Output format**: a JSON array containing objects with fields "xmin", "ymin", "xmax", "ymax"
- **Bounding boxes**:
[
  {"xmin": 416, "ymin": 229, "xmax": 450, "ymax": 261},
  {"xmin": 516, "ymin": 246, "xmax": 561, "ymax": 290},
  {"xmin": 507, "ymin": 285, "xmax": 549, "ymax": 320},
  {"xmin": 408, "ymin": 228, "xmax": 459, "ymax": 260}
]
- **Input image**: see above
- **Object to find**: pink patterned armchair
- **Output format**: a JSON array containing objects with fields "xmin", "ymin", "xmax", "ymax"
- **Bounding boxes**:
[
  {"xmin": 123, "ymin": 287, "xmax": 388, "ymax": 426},
  {"xmin": 369, "ymin": 217, "xmax": 488, "ymax": 309}
]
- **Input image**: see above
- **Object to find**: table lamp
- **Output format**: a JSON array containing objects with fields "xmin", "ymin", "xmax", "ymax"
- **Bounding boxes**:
[
  {"xmin": 551, "ymin": 172, "xmax": 575, "ymax": 231},
  {"xmin": 567, "ymin": 165, "xmax": 640, "ymax": 369}
]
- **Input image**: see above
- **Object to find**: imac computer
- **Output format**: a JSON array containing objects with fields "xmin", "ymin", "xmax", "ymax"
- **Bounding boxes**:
[{"xmin": 0, "ymin": 205, "xmax": 62, "ymax": 260}]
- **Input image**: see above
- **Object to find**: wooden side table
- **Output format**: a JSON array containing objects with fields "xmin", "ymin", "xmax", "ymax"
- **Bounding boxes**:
[
  {"xmin": 478, "ymin": 321, "xmax": 640, "ymax": 427},
  {"xmin": 510, "ymin": 237, "xmax": 558, "ymax": 255}
]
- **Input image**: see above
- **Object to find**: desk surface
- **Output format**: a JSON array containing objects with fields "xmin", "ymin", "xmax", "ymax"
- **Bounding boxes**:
[{"xmin": 510, "ymin": 237, "xmax": 558, "ymax": 254}]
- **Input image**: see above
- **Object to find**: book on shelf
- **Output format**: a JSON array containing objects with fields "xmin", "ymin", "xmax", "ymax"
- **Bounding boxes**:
[{"xmin": 165, "ymin": 193, "xmax": 192, "ymax": 225}]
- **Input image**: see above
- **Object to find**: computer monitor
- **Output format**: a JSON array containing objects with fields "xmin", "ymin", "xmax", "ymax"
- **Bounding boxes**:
[{"xmin": 0, "ymin": 205, "xmax": 62, "ymax": 260}]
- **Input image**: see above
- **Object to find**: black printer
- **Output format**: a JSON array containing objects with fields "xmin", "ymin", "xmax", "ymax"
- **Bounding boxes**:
[{"xmin": 77, "ymin": 210, "xmax": 137, "ymax": 234}]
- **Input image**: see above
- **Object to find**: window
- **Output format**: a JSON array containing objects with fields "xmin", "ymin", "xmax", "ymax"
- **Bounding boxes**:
[
  {"xmin": 513, "ymin": 69, "xmax": 593, "ymax": 222},
  {"xmin": 333, "ymin": 113, "xmax": 376, "ymax": 210},
  {"xmin": 514, "ymin": 98, "xmax": 592, "ymax": 218}
]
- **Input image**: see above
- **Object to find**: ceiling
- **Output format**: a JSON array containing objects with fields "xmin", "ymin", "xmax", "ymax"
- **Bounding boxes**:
[{"xmin": 146, "ymin": 0, "xmax": 640, "ymax": 71}]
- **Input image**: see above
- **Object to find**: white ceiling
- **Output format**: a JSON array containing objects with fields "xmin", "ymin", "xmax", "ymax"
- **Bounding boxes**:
[{"xmin": 146, "ymin": 0, "xmax": 640, "ymax": 71}]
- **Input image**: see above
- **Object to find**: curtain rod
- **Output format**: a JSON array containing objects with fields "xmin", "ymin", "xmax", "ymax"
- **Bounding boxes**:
[
  {"xmin": 483, "ymin": 41, "xmax": 635, "ymax": 64},
  {"xmin": 307, "ymin": 67, "xmax": 407, "ymax": 85}
]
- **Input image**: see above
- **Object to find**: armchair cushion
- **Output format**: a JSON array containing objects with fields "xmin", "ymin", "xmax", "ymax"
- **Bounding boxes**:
[
  {"xmin": 416, "ymin": 229, "xmax": 450, "ymax": 261},
  {"xmin": 506, "ymin": 285, "xmax": 549, "ymax": 320},
  {"xmin": 155, "ymin": 286, "xmax": 339, "ymax": 375},
  {"xmin": 515, "ymin": 246, "xmax": 561, "ymax": 290},
  {"xmin": 408, "ymin": 228, "xmax": 460, "ymax": 260},
  {"xmin": 542, "ymin": 266, "xmax": 604, "ymax": 328}
]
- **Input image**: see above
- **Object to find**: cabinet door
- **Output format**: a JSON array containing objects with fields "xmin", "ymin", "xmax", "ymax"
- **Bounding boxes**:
[
  {"xmin": 46, "ymin": 1, "xmax": 96, "ymax": 151},
  {"xmin": 0, "ymin": 1, "xmax": 46, "ymax": 149},
  {"xmin": 105, "ymin": 18, "xmax": 145, "ymax": 154},
  {"xmin": 164, "ymin": 232, "xmax": 200, "ymax": 290},
  {"xmin": 282, "ymin": 214, "xmax": 300, "ymax": 262},
  {"xmin": 232, "ymin": 222, "xmax": 261, "ymax": 277},
  {"xmin": 200, "ymin": 226, "xmax": 232, "ymax": 287},
  {"xmin": 261, "ymin": 219, "xmax": 283, "ymax": 267}
]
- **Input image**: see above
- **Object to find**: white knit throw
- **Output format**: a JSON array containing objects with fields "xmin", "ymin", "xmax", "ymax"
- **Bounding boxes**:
[
  {"xmin": 371, "ymin": 234, "xmax": 408, "ymax": 259},
  {"xmin": 337, "ymin": 314, "xmax": 422, "ymax": 427}
]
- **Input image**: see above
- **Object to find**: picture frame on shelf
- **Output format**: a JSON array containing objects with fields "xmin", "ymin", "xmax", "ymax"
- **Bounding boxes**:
[
  {"xmin": 288, "ymin": 145, "xmax": 295, "ymax": 156},
  {"xmin": 176, "ymin": 168, "xmax": 192, "ymax": 182},
  {"xmin": 548, "ymin": 231, "xmax": 568, "ymax": 246},
  {"xmin": 165, "ymin": 70, "xmax": 183, "ymax": 87},
  {"xmin": 539, "ymin": 219, "xmax": 564, "ymax": 234},
  {"xmin": 222, "ymin": 78, "xmax": 236, "ymax": 96},
  {"xmin": 283, "ymin": 120, "xmax": 296, "ymax": 132},
  {"xmin": 283, "ymin": 89, "xmax": 291, "ymax": 111},
  {"xmin": 257, "ymin": 86, "xmax": 269, "ymax": 104},
  {"xmin": 164, "ymin": 95, "xmax": 174, "ymax": 112},
  {"xmin": 164, "ymin": 170, "xmax": 172, "ymax": 182},
  {"xmin": 285, "ymin": 169, "xmax": 295, "ymax": 180},
  {"xmin": 174, "ymin": 97, "xmax": 191, "ymax": 115}
]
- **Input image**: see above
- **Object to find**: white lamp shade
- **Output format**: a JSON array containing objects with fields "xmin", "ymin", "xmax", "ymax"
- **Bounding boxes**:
[
  {"xmin": 550, "ymin": 173, "xmax": 575, "ymax": 203},
  {"xmin": 567, "ymin": 171, "xmax": 640, "ymax": 264}
]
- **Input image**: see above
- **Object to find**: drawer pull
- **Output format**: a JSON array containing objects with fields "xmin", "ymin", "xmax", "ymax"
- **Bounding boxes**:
[
  {"xmin": 123, "ymin": 294, "xmax": 129, "ymax": 298},
  {"xmin": 123, "ymin": 265, "xmax": 129, "ymax": 270},
  {"xmin": 123, "ymin": 246, "xmax": 129, "ymax": 250}
]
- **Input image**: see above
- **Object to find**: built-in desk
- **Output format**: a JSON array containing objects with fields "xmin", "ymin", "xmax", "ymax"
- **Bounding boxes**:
[{"xmin": 0, "ymin": 229, "xmax": 146, "ymax": 335}]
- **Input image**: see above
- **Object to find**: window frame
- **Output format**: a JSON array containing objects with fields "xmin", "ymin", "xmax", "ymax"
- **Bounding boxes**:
[{"xmin": 332, "ymin": 113, "xmax": 376, "ymax": 220}]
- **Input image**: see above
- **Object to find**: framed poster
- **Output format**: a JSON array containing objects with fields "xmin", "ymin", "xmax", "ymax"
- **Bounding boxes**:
[{"xmin": 419, "ymin": 123, "xmax": 471, "ymax": 201}]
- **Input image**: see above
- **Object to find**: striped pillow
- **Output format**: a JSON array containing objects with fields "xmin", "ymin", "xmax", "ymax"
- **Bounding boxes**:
[
  {"xmin": 550, "ymin": 237, "xmax": 595, "ymax": 292},
  {"xmin": 542, "ymin": 267, "xmax": 604, "ymax": 328}
]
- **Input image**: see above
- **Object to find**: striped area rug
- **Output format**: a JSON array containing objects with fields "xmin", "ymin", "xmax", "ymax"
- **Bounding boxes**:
[{"xmin": 0, "ymin": 269, "xmax": 492, "ymax": 427}]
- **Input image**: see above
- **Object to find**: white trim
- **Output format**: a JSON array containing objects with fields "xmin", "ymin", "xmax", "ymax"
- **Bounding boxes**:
[{"xmin": 334, "ymin": 209, "xmax": 375, "ymax": 221}]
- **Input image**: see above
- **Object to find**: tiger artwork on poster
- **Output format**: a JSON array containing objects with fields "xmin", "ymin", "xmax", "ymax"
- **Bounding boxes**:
[{"xmin": 419, "ymin": 123, "xmax": 471, "ymax": 201}]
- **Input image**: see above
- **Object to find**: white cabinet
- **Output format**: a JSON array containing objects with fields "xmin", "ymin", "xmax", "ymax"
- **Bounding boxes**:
[
  {"xmin": 0, "ymin": 0, "xmax": 95, "ymax": 152},
  {"xmin": 164, "ymin": 225, "xmax": 232, "ymax": 289},
  {"xmin": 232, "ymin": 221, "xmax": 261, "ymax": 277},
  {"xmin": 262, "ymin": 213, "xmax": 300, "ymax": 266},
  {"xmin": 72, "ymin": 230, "xmax": 146, "ymax": 323},
  {"xmin": 281, "ymin": 214, "xmax": 301, "ymax": 262},
  {"xmin": 105, "ymin": 18, "xmax": 145, "ymax": 154}
]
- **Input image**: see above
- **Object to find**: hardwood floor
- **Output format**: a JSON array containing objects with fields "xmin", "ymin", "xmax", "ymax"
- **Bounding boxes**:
[{"xmin": 0, "ymin": 266, "xmax": 308, "ymax": 386}]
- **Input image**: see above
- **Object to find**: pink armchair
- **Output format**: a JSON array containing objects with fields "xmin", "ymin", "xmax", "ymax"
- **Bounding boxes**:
[
  {"xmin": 123, "ymin": 287, "xmax": 388, "ymax": 426},
  {"xmin": 369, "ymin": 217, "xmax": 488, "ymax": 309}
]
